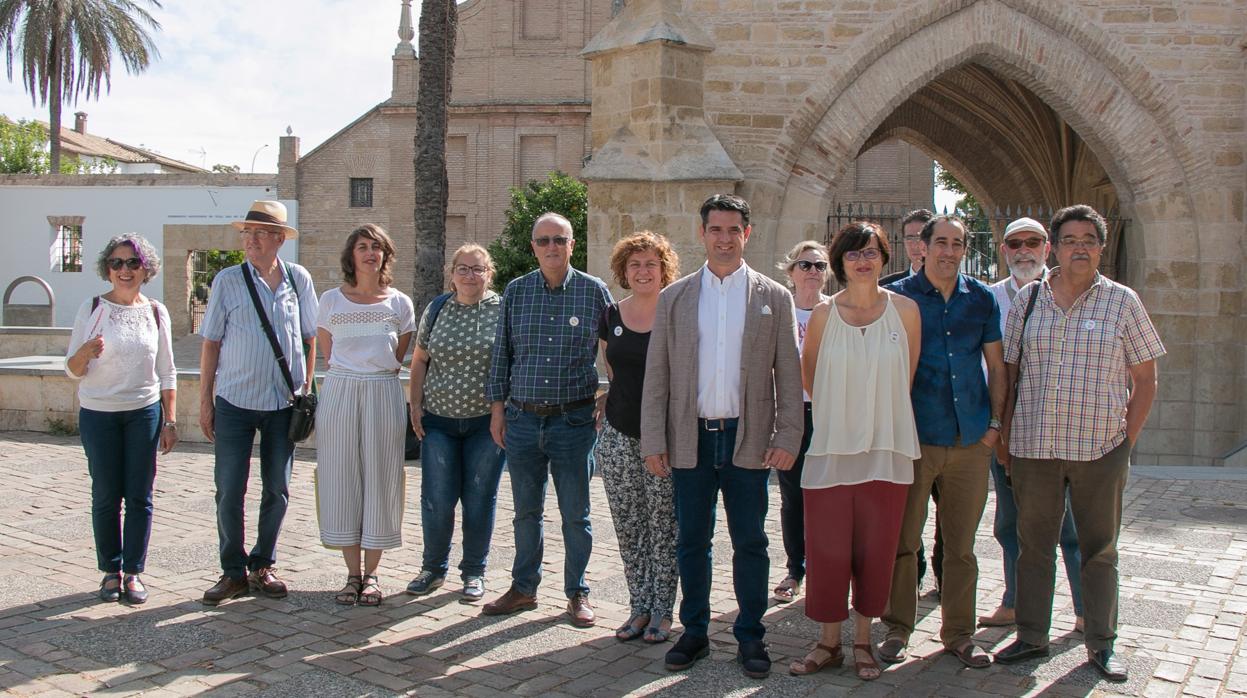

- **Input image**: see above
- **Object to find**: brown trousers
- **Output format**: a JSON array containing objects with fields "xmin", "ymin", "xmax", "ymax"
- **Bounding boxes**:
[
  {"xmin": 1011, "ymin": 439, "xmax": 1131, "ymax": 651},
  {"xmin": 882, "ymin": 442, "xmax": 990, "ymax": 648}
]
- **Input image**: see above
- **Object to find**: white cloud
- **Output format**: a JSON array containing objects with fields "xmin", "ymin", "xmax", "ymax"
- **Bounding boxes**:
[{"xmin": 0, "ymin": 0, "xmax": 405, "ymax": 172}]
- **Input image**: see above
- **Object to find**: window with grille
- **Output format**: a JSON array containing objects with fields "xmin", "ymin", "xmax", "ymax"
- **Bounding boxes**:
[
  {"xmin": 350, "ymin": 178, "xmax": 374, "ymax": 208},
  {"xmin": 51, "ymin": 224, "xmax": 83, "ymax": 272}
]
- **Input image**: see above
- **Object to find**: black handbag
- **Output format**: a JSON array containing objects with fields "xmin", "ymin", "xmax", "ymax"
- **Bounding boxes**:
[{"xmin": 240, "ymin": 262, "xmax": 317, "ymax": 442}]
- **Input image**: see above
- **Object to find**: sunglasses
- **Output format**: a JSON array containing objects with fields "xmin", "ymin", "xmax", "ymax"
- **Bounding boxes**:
[
  {"xmin": 532, "ymin": 236, "xmax": 571, "ymax": 247},
  {"xmin": 107, "ymin": 257, "xmax": 143, "ymax": 271},
  {"xmin": 794, "ymin": 260, "xmax": 829, "ymax": 272},
  {"xmin": 1005, "ymin": 238, "xmax": 1045, "ymax": 250}
]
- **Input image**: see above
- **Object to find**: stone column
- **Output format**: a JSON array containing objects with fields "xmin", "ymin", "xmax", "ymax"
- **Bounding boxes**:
[{"xmin": 580, "ymin": 0, "xmax": 741, "ymax": 291}]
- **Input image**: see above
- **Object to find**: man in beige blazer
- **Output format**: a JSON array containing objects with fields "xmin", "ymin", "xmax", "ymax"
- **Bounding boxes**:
[{"xmin": 640, "ymin": 194, "xmax": 804, "ymax": 679}]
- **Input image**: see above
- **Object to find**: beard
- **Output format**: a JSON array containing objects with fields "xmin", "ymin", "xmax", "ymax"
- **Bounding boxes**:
[{"xmin": 1008, "ymin": 257, "xmax": 1043, "ymax": 281}]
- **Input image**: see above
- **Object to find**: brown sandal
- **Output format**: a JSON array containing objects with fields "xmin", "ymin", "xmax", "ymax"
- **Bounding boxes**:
[
  {"xmin": 773, "ymin": 576, "xmax": 801, "ymax": 603},
  {"xmin": 335, "ymin": 575, "xmax": 363, "ymax": 605},
  {"xmin": 854, "ymin": 643, "xmax": 882, "ymax": 680},
  {"xmin": 358, "ymin": 575, "xmax": 383, "ymax": 607},
  {"xmin": 789, "ymin": 643, "xmax": 844, "ymax": 676}
]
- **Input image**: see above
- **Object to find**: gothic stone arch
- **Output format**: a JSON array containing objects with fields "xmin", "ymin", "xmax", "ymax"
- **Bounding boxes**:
[{"xmin": 755, "ymin": 0, "xmax": 1237, "ymax": 464}]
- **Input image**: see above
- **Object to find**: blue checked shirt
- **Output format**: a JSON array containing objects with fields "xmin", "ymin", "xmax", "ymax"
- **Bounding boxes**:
[
  {"xmin": 486, "ymin": 267, "xmax": 613, "ymax": 405},
  {"xmin": 200, "ymin": 261, "xmax": 318, "ymax": 411},
  {"xmin": 887, "ymin": 268, "xmax": 1002, "ymax": 446}
]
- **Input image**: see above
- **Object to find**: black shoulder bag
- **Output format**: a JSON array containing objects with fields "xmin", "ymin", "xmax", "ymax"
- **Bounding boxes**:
[{"xmin": 241, "ymin": 263, "xmax": 317, "ymax": 442}]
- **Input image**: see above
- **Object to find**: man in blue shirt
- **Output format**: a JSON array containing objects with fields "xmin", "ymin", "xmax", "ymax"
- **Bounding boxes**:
[
  {"xmin": 482, "ymin": 212, "xmax": 613, "ymax": 627},
  {"xmin": 880, "ymin": 215, "xmax": 1005, "ymax": 669},
  {"xmin": 198, "ymin": 201, "xmax": 318, "ymax": 606}
]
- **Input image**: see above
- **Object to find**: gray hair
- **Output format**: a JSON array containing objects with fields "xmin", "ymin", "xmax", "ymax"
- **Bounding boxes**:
[
  {"xmin": 778, "ymin": 239, "xmax": 830, "ymax": 288},
  {"xmin": 531, "ymin": 212, "xmax": 573, "ymax": 239},
  {"xmin": 96, "ymin": 233, "xmax": 161, "ymax": 283}
]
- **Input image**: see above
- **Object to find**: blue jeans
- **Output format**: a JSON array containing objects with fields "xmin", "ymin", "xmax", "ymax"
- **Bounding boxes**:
[
  {"xmin": 991, "ymin": 455, "xmax": 1083, "ymax": 614},
  {"xmin": 504, "ymin": 402, "xmax": 597, "ymax": 597},
  {"xmin": 79, "ymin": 402, "xmax": 161, "ymax": 574},
  {"xmin": 672, "ymin": 423, "xmax": 770, "ymax": 643},
  {"xmin": 420, "ymin": 412, "xmax": 505, "ymax": 578},
  {"xmin": 213, "ymin": 396, "xmax": 294, "ymax": 578}
]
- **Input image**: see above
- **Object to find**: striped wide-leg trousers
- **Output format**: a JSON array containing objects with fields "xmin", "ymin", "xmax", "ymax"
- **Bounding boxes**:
[{"xmin": 315, "ymin": 369, "xmax": 407, "ymax": 550}]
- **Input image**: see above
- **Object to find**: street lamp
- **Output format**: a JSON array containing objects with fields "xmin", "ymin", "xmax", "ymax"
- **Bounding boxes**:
[{"xmin": 250, "ymin": 144, "xmax": 269, "ymax": 173}]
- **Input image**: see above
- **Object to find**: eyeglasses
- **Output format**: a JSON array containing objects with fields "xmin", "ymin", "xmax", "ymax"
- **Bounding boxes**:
[
  {"xmin": 1058, "ymin": 237, "xmax": 1101, "ymax": 249},
  {"xmin": 239, "ymin": 228, "xmax": 280, "ymax": 240},
  {"xmin": 107, "ymin": 257, "xmax": 143, "ymax": 271},
  {"xmin": 794, "ymin": 260, "xmax": 828, "ymax": 272},
  {"xmin": 844, "ymin": 248, "xmax": 882, "ymax": 261},
  {"xmin": 532, "ymin": 236, "xmax": 571, "ymax": 247},
  {"xmin": 453, "ymin": 265, "xmax": 488, "ymax": 276},
  {"xmin": 1005, "ymin": 238, "xmax": 1045, "ymax": 250}
]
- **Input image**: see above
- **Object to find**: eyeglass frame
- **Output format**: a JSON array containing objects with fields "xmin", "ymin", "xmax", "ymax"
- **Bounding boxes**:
[
  {"xmin": 453, "ymin": 264, "xmax": 489, "ymax": 276},
  {"xmin": 794, "ymin": 260, "xmax": 829, "ymax": 272},
  {"xmin": 843, "ymin": 248, "xmax": 882, "ymax": 262},
  {"xmin": 532, "ymin": 236, "xmax": 571, "ymax": 247},
  {"xmin": 1004, "ymin": 237, "xmax": 1046, "ymax": 250},
  {"xmin": 106, "ymin": 257, "xmax": 144, "ymax": 271}
]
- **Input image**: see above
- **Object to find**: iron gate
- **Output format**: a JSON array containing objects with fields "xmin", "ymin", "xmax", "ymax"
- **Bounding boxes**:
[{"xmin": 826, "ymin": 203, "xmax": 1131, "ymax": 283}]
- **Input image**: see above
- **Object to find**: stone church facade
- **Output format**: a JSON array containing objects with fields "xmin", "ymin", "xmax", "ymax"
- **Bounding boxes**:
[{"xmin": 280, "ymin": 0, "xmax": 1246, "ymax": 466}]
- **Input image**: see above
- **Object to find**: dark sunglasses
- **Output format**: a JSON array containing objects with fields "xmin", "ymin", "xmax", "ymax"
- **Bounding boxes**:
[
  {"xmin": 107, "ymin": 257, "xmax": 143, "ymax": 271},
  {"xmin": 794, "ymin": 260, "xmax": 829, "ymax": 272},
  {"xmin": 532, "ymin": 236, "xmax": 571, "ymax": 247},
  {"xmin": 1005, "ymin": 238, "xmax": 1045, "ymax": 250}
]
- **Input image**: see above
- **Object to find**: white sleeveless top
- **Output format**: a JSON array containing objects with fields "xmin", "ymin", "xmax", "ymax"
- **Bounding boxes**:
[{"xmin": 802, "ymin": 294, "xmax": 921, "ymax": 489}]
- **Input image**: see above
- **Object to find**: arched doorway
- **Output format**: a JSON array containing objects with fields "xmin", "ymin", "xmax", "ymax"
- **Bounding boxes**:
[{"xmin": 756, "ymin": 0, "xmax": 1234, "ymax": 464}]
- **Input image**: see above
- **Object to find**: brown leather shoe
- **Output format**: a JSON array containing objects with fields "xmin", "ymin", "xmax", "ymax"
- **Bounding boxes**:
[
  {"xmin": 248, "ymin": 567, "xmax": 288, "ymax": 599},
  {"xmin": 567, "ymin": 592, "xmax": 595, "ymax": 627},
  {"xmin": 202, "ymin": 575, "xmax": 249, "ymax": 606},
  {"xmin": 481, "ymin": 587, "xmax": 537, "ymax": 616}
]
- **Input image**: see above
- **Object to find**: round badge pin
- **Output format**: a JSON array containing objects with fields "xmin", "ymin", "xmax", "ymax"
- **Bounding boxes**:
[
  {"xmin": 614, "ymin": 325, "xmax": 623, "ymax": 337},
  {"xmin": 569, "ymin": 316, "xmax": 580, "ymax": 327},
  {"xmin": 1083, "ymin": 319, "xmax": 1096, "ymax": 331}
]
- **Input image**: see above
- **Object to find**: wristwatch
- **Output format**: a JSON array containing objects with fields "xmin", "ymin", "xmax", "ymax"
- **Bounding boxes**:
[
  {"xmin": 988, "ymin": 417, "xmax": 1002, "ymax": 430},
  {"xmin": 162, "ymin": 421, "xmax": 178, "ymax": 430}
]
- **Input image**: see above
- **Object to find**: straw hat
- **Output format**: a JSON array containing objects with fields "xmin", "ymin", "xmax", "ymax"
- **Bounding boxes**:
[{"xmin": 231, "ymin": 200, "xmax": 298, "ymax": 239}]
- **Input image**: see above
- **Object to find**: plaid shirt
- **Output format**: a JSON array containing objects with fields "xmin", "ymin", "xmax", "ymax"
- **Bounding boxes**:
[
  {"xmin": 486, "ymin": 267, "xmax": 613, "ymax": 405},
  {"xmin": 1004, "ymin": 269, "xmax": 1165, "ymax": 461}
]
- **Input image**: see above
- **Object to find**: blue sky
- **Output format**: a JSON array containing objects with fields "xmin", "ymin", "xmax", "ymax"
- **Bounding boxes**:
[{"xmin": 1, "ymin": 1, "xmax": 402, "ymax": 172}]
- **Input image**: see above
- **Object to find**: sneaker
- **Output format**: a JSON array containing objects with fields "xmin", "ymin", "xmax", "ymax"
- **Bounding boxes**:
[
  {"xmin": 461, "ymin": 576, "xmax": 485, "ymax": 601},
  {"xmin": 405, "ymin": 571, "xmax": 445, "ymax": 596}
]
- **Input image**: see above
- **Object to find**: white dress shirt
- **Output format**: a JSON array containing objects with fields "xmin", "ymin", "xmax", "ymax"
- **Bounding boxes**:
[{"xmin": 697, "ymin": 262, "xmax": 748, "ymax": 418}]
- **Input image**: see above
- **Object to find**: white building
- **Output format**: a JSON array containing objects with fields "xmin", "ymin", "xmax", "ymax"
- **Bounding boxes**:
[{"xmin": 0, "ymin": 173, "xmax": 290, "ymax": 335}]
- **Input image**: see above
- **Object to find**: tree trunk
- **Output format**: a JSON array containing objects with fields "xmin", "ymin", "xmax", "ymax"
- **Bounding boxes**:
[
  {"xmin": 48, "ymin": 41, "xmax": 62, "ymax": 172},
  {"xmin": 412, "ymin": 0, "xmax": 457, "ymax": 314}
]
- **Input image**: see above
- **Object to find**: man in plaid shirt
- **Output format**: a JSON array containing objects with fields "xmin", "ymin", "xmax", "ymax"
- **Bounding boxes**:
[
  {"xmin": 994, "ymin": 205, "xmax": 1164, "ymax": 683},
  {"xmin": 482, "ymin": 212, "xmax": 613, "ymax": 627}
]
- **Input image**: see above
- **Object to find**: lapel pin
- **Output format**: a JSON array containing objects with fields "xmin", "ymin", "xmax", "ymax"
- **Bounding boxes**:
[{"xmin": 761, "ymin": 305, "xmax": 772, "ymax": 315}]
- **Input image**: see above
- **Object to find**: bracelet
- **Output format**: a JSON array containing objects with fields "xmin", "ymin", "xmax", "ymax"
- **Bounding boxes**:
[{"xmin": 162, "ymin": 421, "xmax": 177, "ymax": 429}]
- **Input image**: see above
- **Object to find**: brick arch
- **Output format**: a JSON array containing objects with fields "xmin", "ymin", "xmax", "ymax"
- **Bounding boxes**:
[{"xmin": 760, "ymin": 0, "xmax": 1231, "ymax": 463}]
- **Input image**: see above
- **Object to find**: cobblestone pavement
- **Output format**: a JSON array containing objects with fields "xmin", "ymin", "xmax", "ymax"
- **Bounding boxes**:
[{"xmin": 1, "ymin": 431, "xmax": 1246, "ymax": 697}]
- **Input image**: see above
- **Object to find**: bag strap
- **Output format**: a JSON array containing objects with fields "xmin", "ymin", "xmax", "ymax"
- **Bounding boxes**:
[
  {"xmin": 426, "ymin": 292, "xmax": 454, "ymax": 335},
  {"xmin": 1011, "ymin": 281, "xmax": 1041, "ymax": 399},
  {"xmin": 240, "ymin": 262, "xmax": 298, "ymax": 400}
]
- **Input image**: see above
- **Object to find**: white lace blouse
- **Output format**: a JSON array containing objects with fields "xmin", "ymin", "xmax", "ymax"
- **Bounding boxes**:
[{"xmin": 65, "ymin": 297, "xmax": 177, "ymax": 412}]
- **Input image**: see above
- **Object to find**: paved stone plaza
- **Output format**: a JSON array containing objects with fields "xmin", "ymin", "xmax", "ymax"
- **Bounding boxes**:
[{"xmin": 1, "ymin": 431, "xmax": 1245, "ymax": 697}]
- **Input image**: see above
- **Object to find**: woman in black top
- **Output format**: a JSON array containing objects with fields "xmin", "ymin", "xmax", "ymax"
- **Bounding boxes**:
[{"xmin": 595, "ymin": 231, "xmax": 680, "ymax": 643}]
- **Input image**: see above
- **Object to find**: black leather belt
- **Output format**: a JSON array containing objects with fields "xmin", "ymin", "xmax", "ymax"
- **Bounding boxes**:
[
  {"xmin": 511, "ymin": 397, "xmax": 595, "ymax": 417},
  {"xmin": 699, "ymin": 417, "xmax": 738, "ymax": 432}
]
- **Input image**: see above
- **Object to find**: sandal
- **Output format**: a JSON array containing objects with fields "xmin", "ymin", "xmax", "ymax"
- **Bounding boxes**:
[
  {"xmin": 98, "ymin": 573, "xmax": 122, "ymax": 602},
  {"xmin": 335, "ymin": 575, "xmax": 363, "ymax": 605},
  {"xmin": 643, "ymin": 614, "xmax": 672, "ymax": 644},
  {"xmin": 358, "ymin": 575, "xmax": 383, "ymax": 607},
  {"xmin": 773, "ymin": 576, "xmax": 801, "ymax": 603},
  {"xmin": 615, "ymin": 612, "xmax": 650, "ymax": 642},
  {"xmin": 854, "ymin": 643, "xmax": 882, "ymax": 681},
  {"xmin": 789, "ymin": 643, "xmax": 844, "ymax": 676},
  {"xmin": 878, "ymin": 637, "xmax": 908, "ymax": 664},
  {"xmin": 944, "ymin": 641, "xmax": 991, "ymax": 669}
]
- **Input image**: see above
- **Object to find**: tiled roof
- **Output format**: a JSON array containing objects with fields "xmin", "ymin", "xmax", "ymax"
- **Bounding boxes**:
[{"xmin": 42, "ymin": 121, "xmax": 208, "ymax": 173}]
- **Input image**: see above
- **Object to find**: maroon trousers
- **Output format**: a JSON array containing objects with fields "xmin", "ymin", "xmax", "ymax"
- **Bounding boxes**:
[{"xmin": 804, "ymin": 481, "xmax": 909, "ymax": 622}]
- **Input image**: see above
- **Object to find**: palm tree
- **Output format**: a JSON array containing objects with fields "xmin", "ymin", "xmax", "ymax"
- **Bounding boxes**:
[
  {"xmin": 412, "ymin": 0, "xmax": 457, "ymax": 314},
  {"xmin": 0, "ymin": 0, "xmax": 161, "ymax": 171}
]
